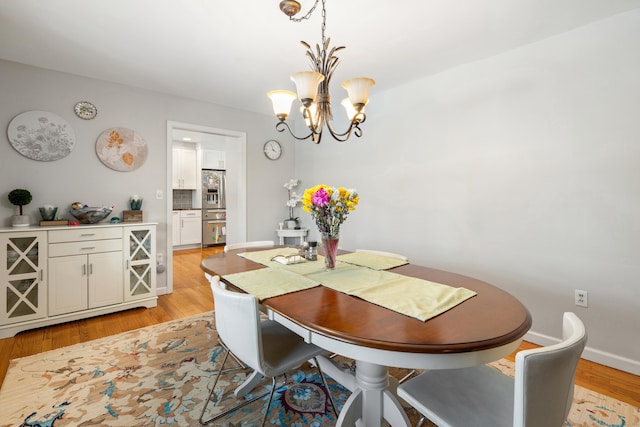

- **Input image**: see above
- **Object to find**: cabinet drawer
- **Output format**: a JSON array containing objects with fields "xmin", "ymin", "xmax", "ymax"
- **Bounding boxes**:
[
  {"xmin": 49, "ymin": 227, "xmax": 122, "ymax": 243},
  {"xmin": 49, "ymin": 239, "xmax": 122, "ymax": 257}
]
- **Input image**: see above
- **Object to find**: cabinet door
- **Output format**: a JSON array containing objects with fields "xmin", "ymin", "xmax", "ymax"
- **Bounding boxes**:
[
  {"xmin": 48, "ymin": 254, "xmax": 88, "ymax": 316},
  {"xmin": 172, "ymin": 211, "xmax": 181, "ymax": 246},
  {"xmin": 180, "ymin": 148, "xmax": 197, "ymax": 189},
  {"xmin": 172, "ymin": 147, "xmax": 197, "ymax": 189},
  {"xmin": 172, "ymin": 150, "xmax": 181, "ymax": 188},
  {"xmin": 0, "ymin": 232, "xmax": 47, "ymax": 325},
  {"xmin": 180, "ymin": 211, "xmax": 202, "ymax": 245},
  {"xmin": 88, "ymin": 251, "xmax": 123, "ymax": 308},
  {"xmin": 124, "ymin": 226, "xmax": 156, "ymax": 301}
]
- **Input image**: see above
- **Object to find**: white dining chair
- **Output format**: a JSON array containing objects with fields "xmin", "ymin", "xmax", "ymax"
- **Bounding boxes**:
[
  {"xmin": 397, "ymin": 312, "xmax": 587, "ymax": 427},
  {"xmin": 199, "ymin": 275, "xmax": 338, "ymax": 426},
  {"xmin": 355, "ymin": 248, "xmax": 409, "ymax": 261},
  {"xmin": 224, "ymin": 240, "xmax": 275, "ymax": 252}
]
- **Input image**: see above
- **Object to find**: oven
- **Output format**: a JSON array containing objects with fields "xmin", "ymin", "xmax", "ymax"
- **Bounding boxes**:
[{"xmin": 202, "ymin": 209, "xmax": 226, "ymax": 246}]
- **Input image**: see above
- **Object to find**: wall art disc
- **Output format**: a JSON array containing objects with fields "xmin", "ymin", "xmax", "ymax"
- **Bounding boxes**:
[
  {"xmin": 96, "ymin": 127, "xmax": 148, "ymax": 172},
  {"xmin": 7, "ymin": 110, "xmax": 76, "ymax": 161}
]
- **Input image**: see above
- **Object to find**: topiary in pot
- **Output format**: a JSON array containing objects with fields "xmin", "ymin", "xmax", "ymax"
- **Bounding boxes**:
[
  {"xmin": 8, "ymin": 189, "xmax": 32, "ymax": 215},
  {"xmin": 8, "ymin": 189, "xmax": 32, "ymax": 227}
]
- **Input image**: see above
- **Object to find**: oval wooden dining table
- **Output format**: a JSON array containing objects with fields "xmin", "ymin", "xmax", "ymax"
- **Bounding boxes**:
[{"xmin": 201, "ymin": 248, "xmax": 532, "ymax": 427}]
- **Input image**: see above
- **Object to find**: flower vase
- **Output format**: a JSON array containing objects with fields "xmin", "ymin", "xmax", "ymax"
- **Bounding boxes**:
[{"xmin": 321, "ymin": 233, "xmax": 339, "ymax": 270}]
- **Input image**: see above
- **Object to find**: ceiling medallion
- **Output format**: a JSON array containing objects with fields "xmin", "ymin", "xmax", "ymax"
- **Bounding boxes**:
[{"xmin": 267, "ymin": 0, "xmax": 375, "ymax": 144}]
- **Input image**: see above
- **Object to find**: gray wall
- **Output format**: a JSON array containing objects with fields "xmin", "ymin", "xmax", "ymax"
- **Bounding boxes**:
[
  {"xmin": 0, "ymin": 59, "xmax": 297, "ymax": 291},
  {"xmin": 295, "ymin": 10, "xmax": 640, "ymax": 373}
]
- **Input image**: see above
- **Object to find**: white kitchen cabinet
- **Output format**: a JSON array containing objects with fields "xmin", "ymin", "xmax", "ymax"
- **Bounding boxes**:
[
  {"xmin": 0, "ymin": 231, "xmax": 47, "ymax": 325},
  {"xmin": 202, "ymin": 149, "xmax": 226, "ymax": 170},
  {"xmin": 124, "ymin": 225, "xmax": 156, "ymax": 302},
  {"xmin": 172, "ymin": 146, "xmax": 197, "ymax": 189},
  {"xmin": 172, "ymin": 211, "xmax": 181, "ymax": 246},
  {"xmin": 0, "ymin": 223, "xmax": 157, "ymax": 338},
  {"xmin": 48, "ymin": 227, "xmax": 124, "ymax": 316},
  {"xmin": 180, "ymin": 210, "xmax": 201, "ymax": 245}
]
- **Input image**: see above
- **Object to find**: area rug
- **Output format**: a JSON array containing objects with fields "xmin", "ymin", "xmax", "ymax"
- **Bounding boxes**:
[{"xmin": 0, "ymin": 312, "xmax": 636, "ymax": 427}]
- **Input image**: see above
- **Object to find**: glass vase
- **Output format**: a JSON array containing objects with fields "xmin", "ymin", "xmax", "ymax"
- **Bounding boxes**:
[{"xmin": 321, "ymin": 233, "xmax": 340, "ymax": 270}]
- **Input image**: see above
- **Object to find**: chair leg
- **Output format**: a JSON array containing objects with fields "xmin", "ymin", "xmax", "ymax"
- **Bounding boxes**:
[
  {"xmin": 199, "ymin": 348, "xmax": 269, "ymax": 425},
  {"xmin": 261, "ymin": 377, "xmax": 278, "ymax": 427},
  {"xmin": 313, "ymin": 356, "xmax": 339, "ymax": 417}
]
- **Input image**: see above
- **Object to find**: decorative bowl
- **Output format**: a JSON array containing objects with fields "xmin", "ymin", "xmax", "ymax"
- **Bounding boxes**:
[
  {"xmin": 39, "ymin": 206, "xmax": 58, "ymax": 221},
  {"xmin": 69, "ymin": 207, "xmax": 112, "ymax": 224}
]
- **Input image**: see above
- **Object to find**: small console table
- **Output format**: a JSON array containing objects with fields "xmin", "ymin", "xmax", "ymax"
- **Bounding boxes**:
[{"xmin": 275, "ymin": 228, "xmax": 308, "ymax": 245}]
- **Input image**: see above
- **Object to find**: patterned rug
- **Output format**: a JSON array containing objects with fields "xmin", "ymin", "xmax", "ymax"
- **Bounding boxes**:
[{"xmin": 0, "ymin": 312, "xmax": 637, "ymax": 426}]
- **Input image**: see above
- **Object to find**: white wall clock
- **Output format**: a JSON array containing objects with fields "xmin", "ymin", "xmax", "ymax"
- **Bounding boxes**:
[
  {"xmin": 74, "ymin": 101, "xmax": 97, "ymax": 120},
  {"xmin": 263, "ymin": 139, "xmax": 282, "ymax": 160}
]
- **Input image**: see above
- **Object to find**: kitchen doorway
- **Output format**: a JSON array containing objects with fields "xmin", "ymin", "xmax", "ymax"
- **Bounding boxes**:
[{"xmin": 165, "ymin": 121, "xmax": 247, "ymax": 294}]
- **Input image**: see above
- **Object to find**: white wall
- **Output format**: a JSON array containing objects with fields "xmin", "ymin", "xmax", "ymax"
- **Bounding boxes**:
[
  {"xmin": 0, "ymin": 59, "xmax": 296, "ymax": 291},
  {"xmin": 295, "ymin": 10, "xmax": 640, "ymax": 373}
]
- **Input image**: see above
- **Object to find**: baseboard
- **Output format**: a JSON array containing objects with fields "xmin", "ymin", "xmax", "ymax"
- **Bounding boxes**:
[{"xmin": 525, "ymin": 331, "xmax": 640, "ymax": 376}]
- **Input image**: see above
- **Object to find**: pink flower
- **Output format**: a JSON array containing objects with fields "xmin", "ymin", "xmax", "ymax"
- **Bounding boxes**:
[{"xmin": 312, "ymin": 187, "xmax": 330, "ymax": 207}]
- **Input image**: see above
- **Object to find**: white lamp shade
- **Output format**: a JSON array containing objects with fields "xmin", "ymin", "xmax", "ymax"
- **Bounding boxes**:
[
  {"xmin": 290, "ymin": 71, "xmax": 325, "ymax": 103},
  {"xmin": 341, "ymin": 77, "xmax": 375, "ymax": 105},
  {"xmin": 341, "ymin": 98, "xmax": 366, "ymax": 121},
  {"xmin": 267, "ymin": 90, "xmax": 297, "ymax": 118}
]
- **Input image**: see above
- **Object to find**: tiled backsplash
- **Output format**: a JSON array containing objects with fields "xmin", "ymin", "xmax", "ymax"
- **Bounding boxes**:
[{"xmin": 173, "ymin": 190, "xmax": 194, "ymax": 209}]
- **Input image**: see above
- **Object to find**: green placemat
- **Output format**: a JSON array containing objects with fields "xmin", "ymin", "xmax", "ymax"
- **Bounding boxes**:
[
  {"xmin": 336, "ymin": 252, "xmax": 409, "ymax": 270},
  {"xmin": 222, "ymin": 268, "xmax": 320, "ymax": 301}
]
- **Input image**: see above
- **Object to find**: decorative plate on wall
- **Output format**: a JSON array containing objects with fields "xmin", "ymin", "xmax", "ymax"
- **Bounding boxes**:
[
  {"xmin": 7, "ymin": 110, "xmax": 76, "ymax": 161},
  {"xmin": 96, "ymin": 127, "xmax": 148, "ymax": 172},
  {"xmin": 74, "ymin": 101, "xmax": 97, "ymax": 120}
]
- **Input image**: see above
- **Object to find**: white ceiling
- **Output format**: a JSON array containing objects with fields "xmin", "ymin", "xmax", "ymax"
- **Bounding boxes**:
[{"xmin": 1, "ymin": 0, "xmax": 639, "ymax": 116}]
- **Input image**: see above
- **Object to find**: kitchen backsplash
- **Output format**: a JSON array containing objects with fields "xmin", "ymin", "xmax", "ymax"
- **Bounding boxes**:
[{"xmin": 173, "ymin": 189, "xmax": 194, "ymax": 210}]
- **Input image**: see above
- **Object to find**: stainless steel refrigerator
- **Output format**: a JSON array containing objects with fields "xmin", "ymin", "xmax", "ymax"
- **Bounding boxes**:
[{"xmin": 202, "ymin": 169, "xmax": 226, "ymax": 246}]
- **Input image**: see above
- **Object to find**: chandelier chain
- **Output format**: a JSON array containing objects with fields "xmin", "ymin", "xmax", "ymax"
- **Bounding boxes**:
[{"xmin": 289, "ymin": 0, "xmax": 320, "ymax": 22}]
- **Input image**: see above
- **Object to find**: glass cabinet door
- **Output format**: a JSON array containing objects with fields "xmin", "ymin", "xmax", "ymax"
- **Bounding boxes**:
[
  {"xmin": 124, "ymin": 226, "xmax": 156, "ymax": 301},
  {"xmin": 1, "ymin": 232, "xmax": 47, "ymax": 325}
]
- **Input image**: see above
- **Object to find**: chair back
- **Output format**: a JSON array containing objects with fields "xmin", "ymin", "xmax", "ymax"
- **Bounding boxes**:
[
  {"xmin": 514, "ymin": 312, "xmax": 587, "ymax": 427},
  {"xmin": 224, "ymin": 240, "xmax": 275, "ymax": 253},
  {"xmin": 210, "ymin": 276, "xmax": 264, "ymax": 373}
]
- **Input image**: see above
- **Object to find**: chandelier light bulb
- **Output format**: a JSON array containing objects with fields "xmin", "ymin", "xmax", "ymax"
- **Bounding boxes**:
[
  {"xmin": 290, "ymin": 71, "xmax": 325, "ymax": 107},
  {"xmin": 267, "ymin": 90, "xmax": 297, "ymax": 121},
  {"xmin": 341, "ymin": 98, "xmax": 365, "ymax": 122}
]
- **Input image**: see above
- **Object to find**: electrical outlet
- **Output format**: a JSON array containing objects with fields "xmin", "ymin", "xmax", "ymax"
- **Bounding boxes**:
[{"xmin": 575, "ymin": 289, "xmax": 588, "ymax": 308}]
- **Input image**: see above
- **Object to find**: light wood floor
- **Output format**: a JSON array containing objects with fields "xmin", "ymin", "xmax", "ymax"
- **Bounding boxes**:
[{"xmin": 1, "ymin": 246, "xmax": 638, "ymax": 409}]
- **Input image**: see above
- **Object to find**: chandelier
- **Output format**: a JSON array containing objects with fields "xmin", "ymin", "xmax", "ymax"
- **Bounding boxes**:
[{"xmin": 267, "ymin": 0, "xmax": 375, "ymax": 144}]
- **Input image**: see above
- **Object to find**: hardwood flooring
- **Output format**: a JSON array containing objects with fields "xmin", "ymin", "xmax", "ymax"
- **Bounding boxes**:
[{"xmin": 1, "ymin": 246, "xmax": 638, "ymax": 409}]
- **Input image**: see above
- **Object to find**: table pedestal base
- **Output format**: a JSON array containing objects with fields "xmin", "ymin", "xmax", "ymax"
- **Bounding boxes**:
[{"xmin": 319, "ymin": 357, "xmax": 411, "ymax": 427}]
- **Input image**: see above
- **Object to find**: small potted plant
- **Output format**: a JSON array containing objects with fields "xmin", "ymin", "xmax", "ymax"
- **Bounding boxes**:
[{"xmin": 8, "ymin": 188, "xmax": 32, "ymax": 227}]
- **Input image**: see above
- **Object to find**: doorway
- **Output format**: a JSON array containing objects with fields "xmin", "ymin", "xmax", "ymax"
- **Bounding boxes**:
[{"xmin": 165, "ymin": 121, "xmax": 247, "ymax": 294}]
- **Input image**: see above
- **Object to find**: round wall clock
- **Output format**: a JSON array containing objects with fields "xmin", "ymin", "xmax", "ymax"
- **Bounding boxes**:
[
  {"xmin": 74, "ymin": 101, "xmax": 97, "ymax": 120},
  {"xmin": 263, "ymin": 139, "xmax": 282, "ymax": 160}
]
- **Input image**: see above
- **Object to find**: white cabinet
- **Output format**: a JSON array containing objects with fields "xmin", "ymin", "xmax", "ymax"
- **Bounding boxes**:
[
  {"xmin": 172, "ymin": 211, "xmax": 181, "ymax": 245},
  {"xmin": 172, "ymin": 146, "xmax": 197, "ymax": 189},
  {"xmin": 202, "ymin": 149, "xmax": 226, "ymax": 170},
  {"xmin": 173, "ymin": 210, "xmax": 201, "ymax": 246},
  {"xmin": 48, "ymin": 227, "xmax": 124, "ymax": 316},
  {"xmin": 0, "ymin": 231, "xmax": 47, "ymax": 325},
  {"xmin": 124, "ymin": 225, "xmax": 156, "ymax": 302},
  {"xmin": 0, "ymin": 223, "xmax": 157, "ymax": 338}
]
